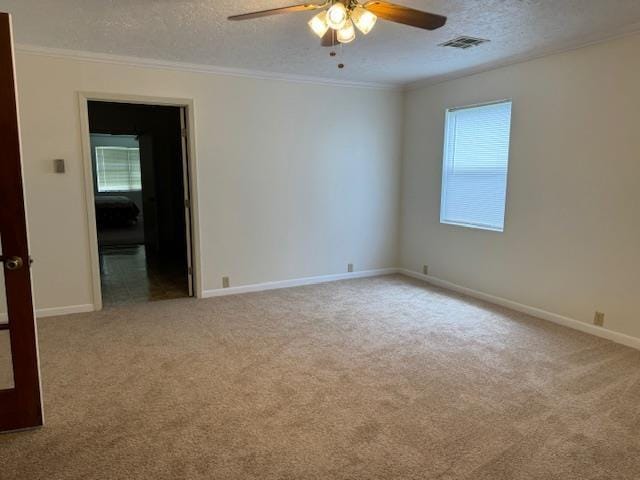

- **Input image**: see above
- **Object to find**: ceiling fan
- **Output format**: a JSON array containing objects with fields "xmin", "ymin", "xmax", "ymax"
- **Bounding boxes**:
[{"xmin": 228, "ymin": 1, "xmax": 447, "ymax": 48}]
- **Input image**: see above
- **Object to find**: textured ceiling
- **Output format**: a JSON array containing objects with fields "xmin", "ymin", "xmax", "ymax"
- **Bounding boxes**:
[{"xmin": 2, "ymin": 0, "xmax": 640, "ymax": 85}]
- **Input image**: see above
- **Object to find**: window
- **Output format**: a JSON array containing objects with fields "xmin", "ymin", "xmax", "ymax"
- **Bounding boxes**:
[
  {"xmin": 440, "ymin": 100, "xmax": 512, "ymax": 232},
  {"xmin": 95, "ymin": 146, "xmax": 142, "ymax": 192}
]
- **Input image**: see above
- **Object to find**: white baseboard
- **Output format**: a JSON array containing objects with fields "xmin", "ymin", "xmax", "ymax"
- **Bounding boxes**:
[
  {"xmin": 399, "ymin": 269, "xmax": 640, "ymax": 351},
  {"xmin": 4, "ymin": 269, "xmax": 637, "ymax": 352},
  {"xmin": 36, "ymin": 304, "xmax": 95, "ymax": 318},
  {"xmin": 202, "ymin": 268, "xmax": 399, "ymax": 298}
]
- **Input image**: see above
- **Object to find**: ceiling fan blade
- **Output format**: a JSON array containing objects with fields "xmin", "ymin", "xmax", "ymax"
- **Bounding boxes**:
[
  {"xmin": 363, "ymin": 1, "xmax": 446, "ymax": 30},
  {"xmin": 321, "ymin": 29, "xmax": 338, "ymax": 47},
  {"xmin": 228, "ymin": 3, "xmax": 325, "ymax": 21}
]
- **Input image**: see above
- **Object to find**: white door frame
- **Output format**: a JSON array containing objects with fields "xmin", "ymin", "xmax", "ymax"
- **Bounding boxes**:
[{"xmin": 78, "ymin": 92, "xmax": 202, "ymax": 310}]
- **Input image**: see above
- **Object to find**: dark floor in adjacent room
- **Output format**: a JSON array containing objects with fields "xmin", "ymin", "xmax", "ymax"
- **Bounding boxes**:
[
  {"xmin": 99, "ymin": 245, "xmax": 188, "ymax": 306},
  {"xmin": 1, "ymin": 275, "xmax": 639, "ymax": 480}
]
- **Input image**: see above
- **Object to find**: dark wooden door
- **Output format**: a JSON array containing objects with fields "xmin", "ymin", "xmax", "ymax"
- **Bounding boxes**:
[{"xmin": 0, "ymin": 11, "xmax": 43, "ymax": 432}]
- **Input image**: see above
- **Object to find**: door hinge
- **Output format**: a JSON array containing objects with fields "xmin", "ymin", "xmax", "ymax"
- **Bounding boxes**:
[
  {"xmin": 184, "ymin": 198, "xmax": 190, "ymax": 209},
  {"xmin": 188, "ymin": 266, "xmax": 193, "ymax": 275},
  {"xmin": 181, "ymin": 128, "xmax": 187, "ymax": 138}
]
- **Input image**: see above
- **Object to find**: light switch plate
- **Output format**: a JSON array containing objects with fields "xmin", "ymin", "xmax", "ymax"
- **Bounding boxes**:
[{"xmin": 53, "ymin": 158, "xmax": 65, "ymax": 173}]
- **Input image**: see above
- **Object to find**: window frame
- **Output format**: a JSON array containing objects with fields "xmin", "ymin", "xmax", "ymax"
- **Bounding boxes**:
[{"xmin": 439, "ymin": 99, "xmax": 513, "ymax": 233}]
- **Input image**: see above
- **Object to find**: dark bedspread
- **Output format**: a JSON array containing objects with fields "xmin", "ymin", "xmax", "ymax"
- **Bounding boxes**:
[{"xmin": 95, "ymin": 196, "xmax": 140, "ymax": 227}]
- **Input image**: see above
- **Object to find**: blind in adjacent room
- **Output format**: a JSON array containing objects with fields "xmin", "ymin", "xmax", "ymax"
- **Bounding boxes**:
[
  {"xmin": 95, "ymin": 146, "xmax": 142, "ymax": 192},
  {"xmin": 440, "ymin": 100, "xmax": 513, "ymax": 232}
]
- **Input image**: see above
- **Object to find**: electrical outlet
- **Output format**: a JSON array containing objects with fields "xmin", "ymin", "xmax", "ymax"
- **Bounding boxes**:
[
  {"xmin": 593, "ymin": 311, "xmax": 605, "ymax": 327},
  {"xmin": 347, "ymin": 263, "xmax": 354, "ymax": 273},
  {"xmin": 222, "ymin": 276, "xmax": 230, "ymax": 288},
  {"xmin": 423, "ymin": 265, "xmax": 429, "ymax": 275}
]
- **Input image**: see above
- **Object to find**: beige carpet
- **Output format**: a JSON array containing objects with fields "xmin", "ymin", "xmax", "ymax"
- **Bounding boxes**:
[{"xmin": 1, "ymin": 275, "xmax": 639, "ymax": 479}]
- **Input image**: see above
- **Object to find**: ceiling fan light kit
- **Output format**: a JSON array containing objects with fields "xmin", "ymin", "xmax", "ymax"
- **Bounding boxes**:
[{"xmin": 313, "ymin": 1, "xmax": 376, "ymax": 43}]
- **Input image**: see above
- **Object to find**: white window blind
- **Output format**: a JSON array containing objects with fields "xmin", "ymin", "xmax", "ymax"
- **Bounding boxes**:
[
  {"xmin": 440, "ymin": 100, "xmax": 512, "ymax": 232},
  {"xmin": 95, "ymin": 146, "xmax": 142, "ymax": 192}
]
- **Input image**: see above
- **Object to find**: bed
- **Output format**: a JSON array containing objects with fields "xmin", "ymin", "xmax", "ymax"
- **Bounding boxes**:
[{"xmin": 95, "ymin": 195, "xmax": 140, "ymax": 227}]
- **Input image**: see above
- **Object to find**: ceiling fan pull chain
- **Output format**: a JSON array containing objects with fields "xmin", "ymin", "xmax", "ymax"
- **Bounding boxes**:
[{"xmin": 338, "ymin": 42, "xmax": 345, "ymax": 69}]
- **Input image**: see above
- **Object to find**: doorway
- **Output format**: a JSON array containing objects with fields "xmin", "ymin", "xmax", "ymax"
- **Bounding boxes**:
[{"xmin": 87, "ymin": 101, "xmax": 194, "ymax": 307}]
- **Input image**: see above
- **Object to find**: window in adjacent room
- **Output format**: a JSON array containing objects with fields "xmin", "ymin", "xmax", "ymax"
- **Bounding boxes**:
[
  {"xmin": 95, "ymin": 145, "xmax": 142, "ymax": 192},
  {"xmin": 440, "ymin": 100, "xmax": 512, "ymax": 232}
]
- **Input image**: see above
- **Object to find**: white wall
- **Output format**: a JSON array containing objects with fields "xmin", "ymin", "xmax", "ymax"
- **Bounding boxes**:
[
  {"xmin": 401, "ymin": 33, "xmax": 640, "ymax": 339},
  {"xmin": 15, "ymin": 52, "xmax": 403, "ymax": 312},
  {"xmin": 15, "ymin": 32, "xmax": 639, "ymax": 343}
]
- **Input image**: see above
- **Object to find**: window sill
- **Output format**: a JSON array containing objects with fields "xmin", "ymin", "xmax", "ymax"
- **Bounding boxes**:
[{"xmin": 440, "ymin": 219, "xmax": 504, "ymax": 233}]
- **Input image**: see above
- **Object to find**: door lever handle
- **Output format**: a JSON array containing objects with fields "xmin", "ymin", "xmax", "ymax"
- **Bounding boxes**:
[{"xmin": 0, "ymin": 255, "xmax": 24, "ymax": 270}]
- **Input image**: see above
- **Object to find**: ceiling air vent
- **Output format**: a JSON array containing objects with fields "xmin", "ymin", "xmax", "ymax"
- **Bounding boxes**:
[{"xmin": 439, "ymin": 36, "xmax": 489, "ymax": 49}]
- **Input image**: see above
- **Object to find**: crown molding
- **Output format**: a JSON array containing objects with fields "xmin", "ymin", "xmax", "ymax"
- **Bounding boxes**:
[
  {"xmin": 404, "ymin": 25, "xmax": 640, "ymax": 92},
  {"xmin": 14, "ymin": 23, "xmax": 640, "ymax": 93},
  {"xmin": 15, "ymin": 43, "xmax": 399, "ymax": 91}
]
